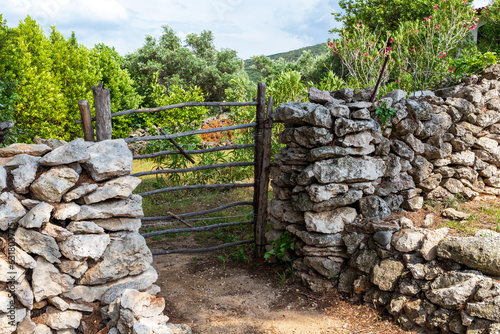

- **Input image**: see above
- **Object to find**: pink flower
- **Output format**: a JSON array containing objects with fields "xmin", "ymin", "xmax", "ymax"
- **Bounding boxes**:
[
  {"xmin": 436, "ymin": 24, "xmax": 441, "ymax": 29},
  {"xmin": 395, "ymin": 79, "xmax": 399, "ymax": 83},
  {"xmin": 434, "ymin": 4, "xmax": 439, "ymax": 9},
  {"xmin": 390, "ymin": 37, "xmax": 394, "ymax": 44},
  {"xmin": 463, "ymin": 1, "xmax": 467, "ymax": 4},
  {"xmin": 365, "ymin": 53, "xmax": 369, "ymax": 57}
]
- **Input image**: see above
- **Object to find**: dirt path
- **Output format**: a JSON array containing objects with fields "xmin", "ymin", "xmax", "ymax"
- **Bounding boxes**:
[{"xmin": 152, "ymin": 252, "xmax": 409, "ymax": 334}]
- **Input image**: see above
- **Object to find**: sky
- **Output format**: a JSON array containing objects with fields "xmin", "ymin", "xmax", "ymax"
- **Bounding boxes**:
[{"xmin": 1, "ymin": 0, "xmax": 493, "ymax": 60}]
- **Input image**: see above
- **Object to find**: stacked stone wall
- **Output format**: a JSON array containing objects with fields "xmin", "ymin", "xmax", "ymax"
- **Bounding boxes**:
[
  {"xmin": 268, "ymin": 64, "xmax": 500, "ymax": 333},
  {"xmin": 0, "ymin": 138, "xmax": 188, "ymax": 333}
]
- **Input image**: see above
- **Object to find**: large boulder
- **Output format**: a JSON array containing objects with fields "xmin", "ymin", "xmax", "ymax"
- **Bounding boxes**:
[{"xmin": 437, "ymin": 236, "xmax": 500, "ymax": 276}]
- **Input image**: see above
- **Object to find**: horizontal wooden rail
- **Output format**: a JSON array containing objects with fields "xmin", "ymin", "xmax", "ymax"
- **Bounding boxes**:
[
  {"xmin": 141, "ymin": 201, "xmax": 253, "ymax": 222},
  {"xmin": 134, "ymin": 144, "xmax": 255, "ymax": 160},
  {"xmin": 151, "ymin": 240, "xmax": 254, "ymax": 256},
  {"xmin": 138, "ymin": 183, "xmax": 254, "ymax": 197},
  {"xmin": 132, "ymin": 162, "xmax": 254, "ymax": 177},
  {"xmin": 75, "ymin": 101, "xmax": 258, "ymax": 124},
  {"xmin": 124, "ymin": 123, "xmax": 256, "ymax": 143},
  {"xmin": 141, "ymin": 221, "xmax": 252, "ymax": 238}
]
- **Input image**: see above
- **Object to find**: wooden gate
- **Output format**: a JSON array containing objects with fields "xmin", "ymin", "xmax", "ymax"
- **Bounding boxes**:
[{"xmin": 77, "ymin": 83, "xmax": 273, "ymax": 257}]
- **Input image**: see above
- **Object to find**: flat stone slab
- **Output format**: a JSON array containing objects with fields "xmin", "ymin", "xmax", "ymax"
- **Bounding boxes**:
[
  {"xmin": 74, "ymin": 195, "xmax": 144, "ymax": 220},
  {"xmin": 0, "ymin": 143, "xmax": 51, "ymax": 157},
  {"xmin": 313, "ymin": 156, "xmax": 386, "ymax": 184},
  {"xmin": 40, "ymin": 138, "xmax": 90, "ymax": 166}
]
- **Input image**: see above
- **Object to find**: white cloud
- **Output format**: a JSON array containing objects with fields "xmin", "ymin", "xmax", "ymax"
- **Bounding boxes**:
[{"xmin": 2, "ymin": 0, "xmax": 340, "ymax": 58}]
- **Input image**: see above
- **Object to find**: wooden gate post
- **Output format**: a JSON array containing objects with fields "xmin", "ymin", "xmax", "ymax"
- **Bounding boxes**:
[
  {"xmin": 254, "ymin": 82, "xmax": 268, "ymax": 258},
  {"xmin": 78, "ymin": 99, "xmax": 95, "ymax": 142},
  {"xmin": 92, "ymin": 82, "xmax": 112, "ymax": 141}
]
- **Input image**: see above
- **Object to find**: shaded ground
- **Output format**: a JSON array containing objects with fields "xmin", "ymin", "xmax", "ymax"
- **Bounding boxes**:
[{"xmin": 150, "ymin": 237, "xmax": 409, "ymax": 334}]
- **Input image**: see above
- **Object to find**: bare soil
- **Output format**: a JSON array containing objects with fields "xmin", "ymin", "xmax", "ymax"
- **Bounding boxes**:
[{"xmin": 150, "ymin": 237, "xmax": 410, "ymax": 334}]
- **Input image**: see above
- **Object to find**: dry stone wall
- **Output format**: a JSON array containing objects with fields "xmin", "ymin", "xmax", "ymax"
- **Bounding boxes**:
[
  {"xmin": 268, "ymin": 64, "xmax": 500, "ymax": 333},
  {"xmin": 0, "ymin": 138, "xmax": 188, "ymax": 334}
]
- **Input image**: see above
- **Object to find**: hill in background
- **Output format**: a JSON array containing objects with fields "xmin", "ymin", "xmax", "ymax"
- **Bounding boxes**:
[{"xmin": 244, "ymin": 43, "xmax": 327, "ymax": 82}]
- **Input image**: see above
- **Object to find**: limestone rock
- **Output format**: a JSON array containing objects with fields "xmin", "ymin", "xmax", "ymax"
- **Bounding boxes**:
[
  {"xmin": 268, "ymin": 199, "xmax": 304, "ymax": 223},
  {"xmin": 53, "ymin": 202, "xmax": 80, "ymax": 220},
  {"xmin": 312, "ymin": 156, "xmax": 386, "ymax": 183},
  {"xmin": 84, "ymin": 176, "xmax": 142, "ymax": 204},
  {"xmin": 0, "ymin": 143, "xmax": 51, "ymax": 157},
  {"xmin": 467, "ymin": 296, "xmax": 500, "ymax": 322},
  {"xmin": 63, "ymin": 266, "xmax": 158, "ymax": 303},
  {"xmin": 371, "ymin": 259, "xmax": 405, "ymax": 291},
  {"xmin": 121, "ymin": 289, "xmax": 165, "ymax": 318},
  {"xmin": 339, "ymin": 132, "xmax": 374, "ymax": 147},
  {"xmin": 423, "ymin": 112, "xmax": 453, "ymax": 137},
  {"xmin": 0, "ymin": 192, "xmax": 27, "ymax": 230},
  {"xmin": 359, "ymin": 196, "xmax": 391, "ymax": 219},
  {"xmin": 45, "ymin": 307, "xmax": 82, "ymax": 330},
  {"xmin": 426, "ymin": 186, "xmax": 454, "ymax": 202},
  {"xmin": 292, "ymin": 190, "xmax": 362, "ymax": 213},
  {"xmin": 15, "ymin": 277, "xmax": 34, "ymax": 309},
  {"xmin": 79, "ymin": 232, "xmax": 152, "ymax": 285},
  {"xmin": 442, "ymin": 208, "xmax": 471, "ymax": 220},
  {"xmin": 63, "ymin": 184, "xmax": 98, "ymax": 202},
  {"xmin": 392, "ymin": 230, "xmax": 425, "ymax": 253},
  {"xmin": 15, "ymin": 227, "xmax": 61, "ymax": 263},
  {"xmin": 334, "ymin": 118, "xmax": 378, "ymax": 137},
  {"xmin": 74, "ymin": 195, "xmax": 144, "ymax": 220},
  {"xmin": 437, "ymin": 236, "xmax": 500, "ymax": 276},
  {"xmin": 14, "ymin": 246, "xmax": 37, "ymax": 270},
  {"xmin": 58, "ymin": 234, "xmax": 110, "ymax": 261},
  {"xmin": 32, "ymin": 257, "xmax": 74, "ymax": 302},
  {"xmin": 349, "ymin": 249, "xmax": 379, "ymax": 274},
  {"xmin": 309, "ymin": 145, "xmax": 376, "ymax": 161},
  {"xmin": 41, "ymin": 223, "xmax": 73, "ymax": 242},
  {"xmin": 92, "ymin": 218, "xmax": 142, "ymax": 232},
  {"xmin": 273, "ymin": 102, "xmax": 321, "ymax": 126},
  {"xmin": 421, "ymin": 228, "xmax": 449, "ymax": 261},
  {"xmin": 304, "ymin": 256, "xmax": 344, "ymax": 278},
  {"xmin": 450, "ymin": 151, "xmax": 476, "ymax": 166},
  {"xmin": 426, "ymin": 271, "xmax": 485, "ymax": 309},
  {"xmin": 30, "ymin": 166, "xmax": 79, "ymax": 203},
  {"xmin": 296, "ymin": 231, "xmax": 343, "ymax": 247},
  {"xmin": 67, "ymin": 221, "xmax": 104, "ymax": 234},
  {"xmin": 306, "ymin": 183, "xmax": 348, "ymax": 202},
  {"xmin": 40, "ymin": 138, "xmax": 90, "ymax": 166},
  {"xmin": 18, "ymin": 202, "xmax": 53, "ymax": 228},
  {"xmin": 58, "ymin": 259, "xmax": 88, "ymax": 279},
  {"xmin": 5, "ymin": 154, "xmax": 41, "ymax": 194},
  {"xmin": 84, "ymin": 139, "xmax": 133, "ymax": 182},
  {"xmin": 304, "ymin": 207, "xmax": 357, "ymax": 234}
]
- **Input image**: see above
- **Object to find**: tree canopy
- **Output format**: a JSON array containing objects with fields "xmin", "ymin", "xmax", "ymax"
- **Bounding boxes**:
[{"xmin": 124, "ymin": 25, "xmax": 244, "ymax": 107}]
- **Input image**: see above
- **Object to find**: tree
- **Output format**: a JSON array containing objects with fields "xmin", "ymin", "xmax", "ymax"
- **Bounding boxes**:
[
  {"xmin": 124, "ymin": 25, "xmax": 244, "ymax": 107},
  {"xmin": 5, "ymin": 16, "xmax": 141, "ymax": 141},
  {"xmin": 0, "ymin": 15, "xmax": 17, "ymax": 124}
]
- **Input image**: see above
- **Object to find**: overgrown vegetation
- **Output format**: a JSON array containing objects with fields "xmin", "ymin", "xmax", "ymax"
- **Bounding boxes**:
[{"xmin": 330, "ymin": 0, "xmax": 499, "ymax": 94}]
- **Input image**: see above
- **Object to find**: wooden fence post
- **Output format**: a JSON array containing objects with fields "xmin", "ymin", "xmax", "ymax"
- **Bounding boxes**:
[
  {"xmin": 254, "ymin": 82, "xmax": 267, "ymax": 258},
  {"xmin": 78, "ymin": 100, "xmax": 95, "ymax": 142},
  {"xmin": 92, "ymin": 82, "xmax": 112, "ymax": 141}
]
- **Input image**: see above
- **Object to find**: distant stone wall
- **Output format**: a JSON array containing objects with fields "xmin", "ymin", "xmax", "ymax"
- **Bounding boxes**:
[
  {"xmin": 267, "ymin": 64, "xmax": 500, "ymax": 333},
  {"xmin": 0, "ymin": 138, "xmax": 187, "ymax": 333}
]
